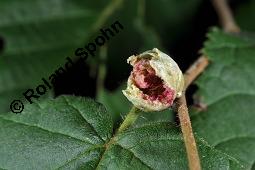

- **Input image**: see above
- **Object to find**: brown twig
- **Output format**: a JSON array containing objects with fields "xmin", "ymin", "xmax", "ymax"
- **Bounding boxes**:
[
  {"xmin": 175, "ymin": 56, "xmax": 209, "ymax": 170},
  {"xmin": 176, "ymin": 95, "xmax": 200, "ymax": 170},
  {"xmin": 211, "ymin": 0, "xmax": 240, "ymax": 33},
  {"xmin": 177, "ymin": 0, "xmax": 240, "ymax": 168},
  {"xmin": 184, "ymin": 56, "xmax": 209, "ymax": 89}
]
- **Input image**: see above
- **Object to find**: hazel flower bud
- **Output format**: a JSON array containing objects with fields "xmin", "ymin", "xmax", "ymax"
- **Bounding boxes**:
[{"xmin": 122, "ymin": 48, "xmax": 184, "ymax": 112}]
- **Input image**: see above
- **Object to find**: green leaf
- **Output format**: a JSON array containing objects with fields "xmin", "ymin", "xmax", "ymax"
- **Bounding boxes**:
[
  {"xmin": 0, "ymin": 95, "xmax": 243, "ymax": 169},
  {"xmin": 192, "ymin": 28, "xmax": 255, "ymax": 169},
  {"xmin": 97, "ymin": 123, "xmax": 242, "ymax": 170},
  {"xmin": 0, "ymin": 96, "xmax": 112, "ymax": 170}
]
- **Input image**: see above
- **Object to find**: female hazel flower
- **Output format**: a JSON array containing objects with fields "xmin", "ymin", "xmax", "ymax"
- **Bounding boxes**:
[{"xmin": 122, "ymin": 48, "xmax": 184, "ymax": 112}]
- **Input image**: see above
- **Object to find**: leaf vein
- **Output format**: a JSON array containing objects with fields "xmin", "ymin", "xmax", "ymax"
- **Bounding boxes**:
[
  {"xmin": 116, "ymin": 144, "xmax": 153, "ymax": 170},
  {"xmin": 63, "ymin": 96, "xmax": 105, "ymax": 142},
  {"xmin": 0, "ymin": 116, "xmax": 94, "ymax": 145}
]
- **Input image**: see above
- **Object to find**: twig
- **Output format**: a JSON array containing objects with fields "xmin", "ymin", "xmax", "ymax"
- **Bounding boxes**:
[
  {"xmin": 211, "ymin": 0, "xmax": 240, "ymax": 33},
  {"xmin": 176, "ymin": 95, "xmax": 201, "ymax": 170},
  {"xmin": 175, "ymin": 56, "xmax": 209, "ymax": 170},
  {"xmin": 184, "ymin": 56, "xmax": 209, "ymax": 89}
]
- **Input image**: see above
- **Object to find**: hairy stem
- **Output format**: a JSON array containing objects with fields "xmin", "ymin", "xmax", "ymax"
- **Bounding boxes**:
[
  {"xmin": 116, "ymin": 106, "xmax": 140, "ymax": 134},
  {"xmin": 211, "ymin": 0, "xmax": 240, "ymax": 33},
  {"xmin": 175, "ymin": 56, "xmax": 209, "ymax": 170},
  {"xmin": 184, "ymin": 56, "xmax": 209, "ymax": 88},
  {"xmin": 176, "ymin": 95, "xmax": 201, "ymax": 170}
]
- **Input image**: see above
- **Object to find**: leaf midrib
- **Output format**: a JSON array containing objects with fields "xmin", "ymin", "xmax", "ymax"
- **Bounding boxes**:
[
  {"xmin": 55, "ymin": 144, "xmax": 104, "ymax": 170},
  {"xmin": 63, "ymin": 96, "xmax": 105, "ymax": 143}
]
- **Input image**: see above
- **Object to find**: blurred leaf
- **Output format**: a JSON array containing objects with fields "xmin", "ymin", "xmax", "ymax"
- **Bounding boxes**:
[
  {"xmin": 134, "ymin": 18, "xmax": 163, "ymax": 51},
  {"xmin": 0, "ymin": 0, "xmax": 204, "ymax": 113},
  {"xmin": 104, "ymin": 0, "xmax": 202, "ymax": 87},
  {"xmin": 145, "ymin": 0, "xmax": 202, "ymax": 45},
  {"xmin": 235, "ymin": 0, "xmax": 255, "ymax": 32},
  {"xmin": 0, "ymin": 95, "xmax": 242, "ymax": 169},
  {"xmin": 192, "ymin": 28, "xmax": 255, "ymax": 169},
  {"xmin": 0, "ymin": 0, "xmax": 115, "ymax": 112}
]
